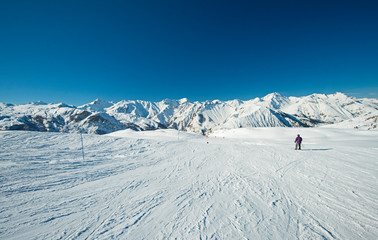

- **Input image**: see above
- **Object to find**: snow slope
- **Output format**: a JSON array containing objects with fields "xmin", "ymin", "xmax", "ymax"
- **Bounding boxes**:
[
  {"xmin": 322, "ymin": 114, "xmax": 378, "ymax": 130},
  {"xmin": 1, "ymin": 93, "xmax": 377, "ymax": 134},
  {"xmin": 1, "ymin": 128, "xmax": 377, "ymax": 239}
]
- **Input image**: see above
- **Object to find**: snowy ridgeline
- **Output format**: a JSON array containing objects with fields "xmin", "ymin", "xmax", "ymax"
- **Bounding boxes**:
[
  {"xmin": 0, "ymin": 128, "xmax": 377, "ymax": 239},
  {"xmin": 0, "ymin": 92, "xmax": 377, "ymax": 135}
]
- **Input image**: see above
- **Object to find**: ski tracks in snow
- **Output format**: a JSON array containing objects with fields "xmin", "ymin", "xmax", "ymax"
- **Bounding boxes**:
[{"xmin": 1, "ymin": 130, "xmax": 377, "ymax": 239}]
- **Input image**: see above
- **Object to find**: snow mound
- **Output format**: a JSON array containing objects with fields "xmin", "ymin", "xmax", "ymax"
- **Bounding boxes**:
[{"xmin": 108, "ymin": 128, "xmax": 203, "ymax": 141}]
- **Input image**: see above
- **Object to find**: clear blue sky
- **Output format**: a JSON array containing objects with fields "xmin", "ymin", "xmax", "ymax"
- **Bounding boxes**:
[{"xmin": 1, "ymin": 0, "xmax": 377, "ymax": 105}]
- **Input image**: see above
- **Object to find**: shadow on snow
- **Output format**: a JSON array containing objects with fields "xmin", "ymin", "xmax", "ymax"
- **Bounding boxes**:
[{"xmin": 301, "ymin": 148, "xmax": 333, "ymax": 151}]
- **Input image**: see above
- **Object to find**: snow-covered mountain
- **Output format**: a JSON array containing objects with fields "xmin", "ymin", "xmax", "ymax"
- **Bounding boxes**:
[{"xmin": 1, "ymin": 93, "xmax": 377, "ymax": 134}]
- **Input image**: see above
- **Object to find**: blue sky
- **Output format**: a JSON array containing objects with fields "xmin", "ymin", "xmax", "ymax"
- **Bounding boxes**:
[{"xmin": 1, "ymin": 0, "xmax": 377, "ymax": 105}]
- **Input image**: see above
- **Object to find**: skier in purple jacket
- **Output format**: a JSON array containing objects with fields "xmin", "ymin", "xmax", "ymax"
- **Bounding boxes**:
[{"xmin": 295, "ymin": 134, "xmax": 302, "ymax": 150}]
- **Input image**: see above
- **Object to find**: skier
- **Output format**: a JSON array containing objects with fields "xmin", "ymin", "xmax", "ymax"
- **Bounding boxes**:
[{"xmin": 294, "ymin": 134, "xmax": 302, "ymax": 150}]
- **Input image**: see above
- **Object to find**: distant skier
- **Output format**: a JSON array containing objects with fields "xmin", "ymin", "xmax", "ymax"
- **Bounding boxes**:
[{"xmin": 294, "ymin": 134, "xmax": 302, "ymax": 150}]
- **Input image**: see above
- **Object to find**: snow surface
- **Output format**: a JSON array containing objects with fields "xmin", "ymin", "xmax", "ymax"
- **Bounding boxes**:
[{"xmin": 1, "ymin": 128, "xmax": 377, "ymax": 239}]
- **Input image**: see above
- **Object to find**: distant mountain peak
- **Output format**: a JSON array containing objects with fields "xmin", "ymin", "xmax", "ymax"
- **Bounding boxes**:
[
  {"xmin": 79, "ymin": 99, "xmax": 113, "ymax": 112},
  {"xmin": 262, "ymin": 92, "xmax": 287, "ymax": 109},
  {"xmin": 179, "ymin": 98, "xmax": 189, "ymax": 104},
  {"xmin": 30, "ymin": 100, "xmax": 48, "ymax": 105},
  {"xmin": 91, "ymin": 98, "xmax": 111, "ymax": 105},
  {"xmin": 264, "ymin": 92, "xmax": 282, "ymax": 98}
]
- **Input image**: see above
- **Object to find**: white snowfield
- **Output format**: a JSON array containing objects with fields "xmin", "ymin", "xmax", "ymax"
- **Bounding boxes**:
[{"xmin": 0, "ymin": 128, "xmax": 377, "ymax": 239}]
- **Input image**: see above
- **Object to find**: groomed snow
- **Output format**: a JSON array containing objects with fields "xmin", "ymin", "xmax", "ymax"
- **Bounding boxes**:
[{"xmin": 0, "ymin": 128, "xmax": 377, "ymax": 239}]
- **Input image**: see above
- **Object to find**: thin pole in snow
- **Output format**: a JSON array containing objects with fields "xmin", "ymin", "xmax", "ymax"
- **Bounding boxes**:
[{"xmin": 80, "ymin": 132, "xmax": 85, "ymax": 161}]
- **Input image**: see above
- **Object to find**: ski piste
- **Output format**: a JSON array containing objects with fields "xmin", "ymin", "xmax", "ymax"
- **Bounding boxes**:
[{"xmin": 1, "ymin": 127, "xmax": 377, "ymax": 239}]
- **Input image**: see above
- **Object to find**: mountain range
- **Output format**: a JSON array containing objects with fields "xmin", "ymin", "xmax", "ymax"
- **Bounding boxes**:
[{"xmin": 1, "ymin": 92, "xmax": 377, "ymax": 134}]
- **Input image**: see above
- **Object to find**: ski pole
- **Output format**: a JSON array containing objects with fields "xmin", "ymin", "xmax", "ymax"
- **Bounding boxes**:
[{"xmin": 80, "ymin": 131, "xmax": 85, "ymax": 161}]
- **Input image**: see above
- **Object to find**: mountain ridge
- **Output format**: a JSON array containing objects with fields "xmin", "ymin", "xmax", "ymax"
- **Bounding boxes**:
[{"xmin": 1, "ymin": 92, "xmax": 377, "ymax": 134}]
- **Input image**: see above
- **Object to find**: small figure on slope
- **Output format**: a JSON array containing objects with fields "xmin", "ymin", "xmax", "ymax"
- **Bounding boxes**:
[{"xmin": 295, "ymin": 134, "xmax": 303, "ymax": 150}]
